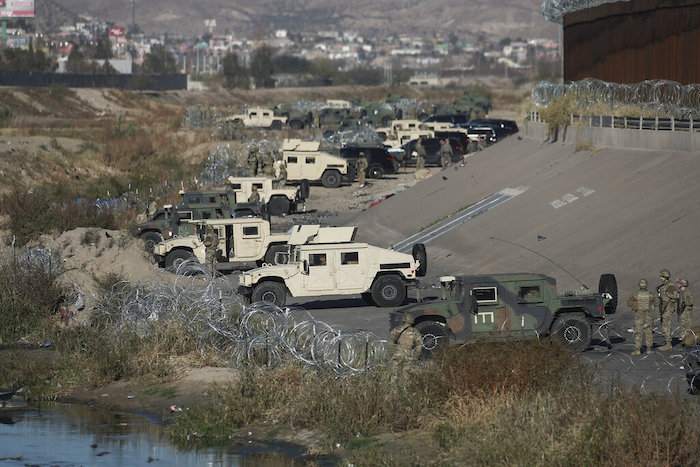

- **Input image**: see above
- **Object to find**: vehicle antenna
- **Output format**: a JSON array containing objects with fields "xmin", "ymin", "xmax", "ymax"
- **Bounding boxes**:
[{"xmin": 489, "ymin": 236, "xmax": 589, "ymax": 289}]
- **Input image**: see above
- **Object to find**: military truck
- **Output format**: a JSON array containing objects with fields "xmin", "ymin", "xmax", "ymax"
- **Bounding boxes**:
[
  {"xmin": 227, "ymin": 106, "xmax": 287, "ymax": 130},
  {"xmin": 282, "ymin": 139, "xmax": 355, "ymax": 188},
  {"xmin": 389, "ymin": 273, "xmax": 618, "ymax": 354},
  {"xmin": 273, "ymin": 103, "xmax": 313, "ymax": 130},
  {"xmin": 130, "ymin": 190, "xmax": 267, "ymax": 246},
  {"xmin": 238, "ymin": 225, "xmax": 427, "ymax": 307},
  {"xmin": 226, "ymin": 176, "xmax": 309, "ymax": 216},
  {"xmin": 375, "ymin": 119, "xmax": 434, "ymax": 149},
  {"xmin": 153, "ymin": 217, "xmax": 292, "ymax": 272}
]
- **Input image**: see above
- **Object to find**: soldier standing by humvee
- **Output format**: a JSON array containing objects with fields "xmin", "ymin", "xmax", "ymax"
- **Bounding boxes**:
[
  {"xmin": 203, "ymin": 225, "xmax": 218, "ymax": 276},
  {"xmin": 415, "ymin": 137, "xmax": 427, "ymax": 170},
  {"xmin": 676, "ymin": 278, "xmax": 693, "ymax": 344},
  {"xmin": 628, "ymin": 278, "xmax": 659, "ymax": 355},
  {"xmin": 439, "ymin": 139, "xmax": 454, "ymax": 168},
  {"xmin": 247, "ymin": 148, "xmax": 260, "ymax": 176},
  {"xmin": 657, "ymin": 268, "xmax": 679, "ymax": 351},
  {"xmin": 248, "ymin": 186, "xmax": 261, "ymax": 202},
  {"xmin": 276, "ymin": 160, "xmax": 288, "ymax": 188},
  {"xmin": 147, "ymin": 196, "xmax": 157, "ymax": 219},
  {"xmin": 389, "ymin": 314, "xmax": 423, "ymax": 364},
  {"xmin": 356, "ymin": 151, "xmax": 368, "ymax": 187}
]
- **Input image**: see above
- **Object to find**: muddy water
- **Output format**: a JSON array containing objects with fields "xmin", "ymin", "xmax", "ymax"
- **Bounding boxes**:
[{"xmin": 0, "ymin": 404, "xmax": 308, "ymax": 466}]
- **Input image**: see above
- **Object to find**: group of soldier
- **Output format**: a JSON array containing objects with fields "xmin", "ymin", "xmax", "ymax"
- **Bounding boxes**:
[
  {"xmin": 628, "ymin": 268, "xmax": 694, "ymax": 355},
  {"xmin": 246, "ymin": 147, "xmax": 287, "ymax": 193}
]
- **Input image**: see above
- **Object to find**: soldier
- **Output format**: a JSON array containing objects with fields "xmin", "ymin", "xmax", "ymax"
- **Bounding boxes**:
[
  {"xmin": 203, "ymin": 224, "xmax": 218, "ymax": 276},
  {"xmin": 677, "ymin": 278, "xmax": 694, "ymax": 344},
  {"xmin": 247, "ymin": 148, "xmax": 260, "ymax": 176},
  {"xmin": 477, "ymin": 135, "xmax": 486, "ymax": 151},
  {"xmin": 415, "ymin": 137, "xmax": 427, "ymax": 170},
  {"xmin": 628, "ymin": 279, "xmax": 659, "ymax": 355},
  {"xmin": 439, "ymin": 138, "xmax": 454, "ymax": 168},
  {"xmin": 248, "ymin": 186, "xmax": 261, "ymax": 202},
  {"xmin": 147, "ymin": 196, "xmax": 157, "ymax": 219},
  {"xmin": 389, "ymin": 314, "xmax": 423, "ymax": 364},
  {"xmin": 261, "ymin": 152, "xmax": 275, "ymax": 176},
  {"xmin": 468, "ymin": 136, "xmax": 478, "ymax": 154},
  {"xmin": 356, "ymin": 151, "xmax": 368, "ymax": 187},
  {"xmin": 657, "ymin": 268, "xmax": 679, "ymax": 350},
  {"xmin": 276, "ymin": 160, "xmax": 288, "ymax": 188}
]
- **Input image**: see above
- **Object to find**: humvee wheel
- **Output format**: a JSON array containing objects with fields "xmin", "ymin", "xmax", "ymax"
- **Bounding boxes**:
[
  {"xmin": 598, "ymin": 273, "xmax": 618, "ymax": 314},
  {"xmin": 165, "ymin": 249, "xmax": 194, "ymax": 273},
  {"xmin": 412, "ymin": 243, "xmax": 427, "ymax": 277},
  {"xmin": 232, "ymin": 118, "xmax": 244, "ymax": 128},
  {"xmin": 289, "ymin": 120, "xmax": 303, "ymax": 130},
  {"xmin": 371, "ymin": 275, "xmax": 407, "ymax": 307},
  {"xmin": 415, "ymin": 321, "xmax": 449, "ymax": 357},
  {"xmin": 271, "ymin": 120, "xmax": 283, "ymax": 130},
  {"xmin": 552, "ymin": 315, "xmax": 591, "ymax": 351},
  {"xmin": 141, "ymin": 231, "xmax": 163, "ymax": 251},
  {"xmin": 268, "ymin": 196, "xmax": 290, "ymax": 216},
  {"xmin": 251, "ymin": 282, "xmax": 287, "ymax": 306},
  {"xmin": 368, "ymin": 164, "xmax": 384, "ymax": 179},
  {"xmin": 321, "ymin": 170, "xmax": 342, "ymax": 188},
  {"xmin": 264, "ymin": 244, "xmax": 289, "ymax": 265}
]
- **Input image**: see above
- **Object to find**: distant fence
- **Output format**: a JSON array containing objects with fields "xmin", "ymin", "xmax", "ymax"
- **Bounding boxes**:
[
  {"xmin": 529, "ymin": 111, "xmax": 700, "ymax": 133},
  {"xmin": 0, "ymin": 70, "xmax": 187, "ymax": 91}
]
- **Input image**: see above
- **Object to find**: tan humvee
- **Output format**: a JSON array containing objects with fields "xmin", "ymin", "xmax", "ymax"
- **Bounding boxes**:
[
  {"xmin": 324, "ymin": 99, "xmax": 352, "ymax": 110},
  {"xmin": 226, "ymin": 176, "xmax": 309, "ymax": 216},
  {"xmin": 227, "ymin": 106, "xmax": 287, "ymax": 129},
  {"xmin": 376, "ymin": 119, "xmax": 434, "ymax": 148},
  {"xmin": 282, "ymin": 139, "xmax": 353, "ymax": 188},
  {"xmin": 153, "ymin": 217, "xmax": 292, "ymax": 272},
  {"xmin": 238, "ymin": 225, "xmax": 427, "ymax": 307},
  {"xmin": 420, "ymin": 120, "xmax": 454, "ymax": 132}
]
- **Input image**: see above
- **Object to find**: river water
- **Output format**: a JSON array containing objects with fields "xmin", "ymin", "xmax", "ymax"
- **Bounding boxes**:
[{"xmin": 0, "ymin": 404, "xmax": 309, "ymax": 466}]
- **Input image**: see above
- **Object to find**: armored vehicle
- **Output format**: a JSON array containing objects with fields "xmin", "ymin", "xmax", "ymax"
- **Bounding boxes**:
[
  {"xmin": 227, "ymin": 106, "xmax": 287, "ymax": 130},
  {"xmin": 226, "ymin": 176, "xmax": 309, "ymax": 216},
  {"xmin": 389, "ymin": 273, "xmax": 618, "ymax": 354},
  {"xmin": 273, "ymin": 104, "xmax": 313, "ymax": 130},
  {"xmin": 282, "ymin": 139, "xmax": 355, "ymax": 188},
  {"xmin": 238, "ymin": 225, "xmax": 427, "ymax": 307},
  {"xmin": 153, "ymin": 217, "xmax": 292, "ymax": 272},
  {"xmin": 130, "ymin": 190, "xmax": 266, "ymax": 246},
  {"xmin": 376, "ymin": 119, "xmax": 433, "ymax": 149}
]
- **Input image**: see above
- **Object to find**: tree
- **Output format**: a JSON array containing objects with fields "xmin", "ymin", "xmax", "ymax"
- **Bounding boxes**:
[
  {"xmin": 142, "ymin": 44, "xmax": 179, "ymax": 74},
  {"xmin": 94, "ymin": 34, "xmax": 114, "ymax": 60},
  {"xmin": 222, "ymin": 52, "xmax": 249, "ymax": 89},
  {"xmin": 249, "ymin": 44, "xmax": 274, "ymax": 88},
  {"xmin": 272, "ymin": 54, "xmax": 309, "ymax": 74},
  {"xmin": 65, "ymin": 45, "xmax": 90, "ymax": 73}
]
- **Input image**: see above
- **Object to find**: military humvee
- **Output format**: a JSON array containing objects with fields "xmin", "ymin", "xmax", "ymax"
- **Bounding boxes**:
[
  {"xmin": 282, "ymin": 139, "xmax": 355, "ymax": 188},
  {"xmin": 153, "ymin": 217, "xmax": 292, "ymax": 272},
  {"xmin": 130, "ymin": 190, "xmax": 267, "ymax": 246},
  {"xmin": 376, "ymin": 119, "xmax": 434, "ymax": 149},
  {"xmin": 389, "ymin": 273, "xmax": 618, "ymax": 353},
  {"xmin": 226, "ymin": 176, "xmax": 309, "ymax": 216},
  {"xmin": 238, "ymin": 225, "xmax": 427, "ymax": 307},
  {"xmin": 227, "ymin": 106, "xmax": 287, "ymax": 130}
]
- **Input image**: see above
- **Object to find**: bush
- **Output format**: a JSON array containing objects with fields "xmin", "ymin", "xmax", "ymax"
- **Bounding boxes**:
[{"xmin": 0, "ymin": 107, "xmax": 13, "ymax": 127}]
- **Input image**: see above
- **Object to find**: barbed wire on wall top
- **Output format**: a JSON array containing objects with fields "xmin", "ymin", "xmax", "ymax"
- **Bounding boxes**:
[
  {"xmin": 532, "ymin": 79, "xmax": 700, "ymax": 120},
  {"xmin": 541, "ymin": 0, "xmax": 631, "ymax": 23}
]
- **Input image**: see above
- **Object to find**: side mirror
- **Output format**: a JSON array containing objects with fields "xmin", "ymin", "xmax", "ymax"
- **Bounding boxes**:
[{"xmin": 301, "ymin": 259, "xmax": 309, "ymax": 275}]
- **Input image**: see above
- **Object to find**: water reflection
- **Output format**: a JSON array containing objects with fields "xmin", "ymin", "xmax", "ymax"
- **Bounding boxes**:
[{"xmin": 0, "ymin": 404, "xmax": 308, "ymax": 466}]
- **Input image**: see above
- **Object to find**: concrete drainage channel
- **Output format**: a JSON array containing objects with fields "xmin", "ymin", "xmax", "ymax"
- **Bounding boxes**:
[{"xmin": 392, "ymin": 186, "xmax": 528, "ymax": 253}]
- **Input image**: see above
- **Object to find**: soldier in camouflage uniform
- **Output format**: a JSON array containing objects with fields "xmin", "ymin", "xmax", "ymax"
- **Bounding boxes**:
[
  {"xmin": 276, "ymin": 160, "xmax": 288, "ymax": 188},
  {"xmin": 248, "ymin": 186, "xmax": 261, "ymax": 202},
  {"xmin": 247, "ymin": 148, "xmax": 260, "ymax": 176},
  {"xmin": 657, "ymin": 268, "xmax": 679, "ymax": 351},
  {"xmin": 627, "ymin": 278, "xmax": 659, "ymax": 355},
  {"xmin": 389, "ymin": 314, "xmax": 423, "ymax": 364},
  {"xmin": 676, "ymin": 278, "xmax": 694, "ymax": 344},
  {"xmin": 415, "ymin": 137, "xmax": 427, "ymax": 170},
  {"xmin": 439, "ymin": 139, "xmax": 454, "ymax": 168},
  {"xmin": 262, "ymin": 152, "xmax": 275, "ymax": 176},
  {"xmin": 203, "ymin": 225, "xmax": 218, "ymax": 277},
  {"xmin": 356, "ymin": 151, "xmax": 368, "ymax": 187}
]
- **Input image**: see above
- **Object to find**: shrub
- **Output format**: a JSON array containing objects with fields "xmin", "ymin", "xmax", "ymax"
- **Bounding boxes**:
[{"xmin": 0, "ymin": 107, "xmax": 13, "ymax": 127}]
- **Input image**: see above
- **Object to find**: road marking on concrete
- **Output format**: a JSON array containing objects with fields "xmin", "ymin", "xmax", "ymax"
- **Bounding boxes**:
[
  {"xmin": 393, "ymin": 186, "xmax": 528, "ymax": 253},
  {"xmin": 550, "ymin": 187, "xmax": 595, "ymax": 209}
]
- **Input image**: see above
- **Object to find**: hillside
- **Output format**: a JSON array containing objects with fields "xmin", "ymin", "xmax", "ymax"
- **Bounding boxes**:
[{"xmin": 48, "ymin": 0, "xmax": 557, "ymax": 40}]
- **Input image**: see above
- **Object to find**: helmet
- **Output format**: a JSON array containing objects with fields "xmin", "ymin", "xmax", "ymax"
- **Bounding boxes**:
[
  {"xmin": 402, "ymin": 314, "xmax": 415, "ymax": 325},
  {"xmin": 678, "ymin": 278, "xmax": 689, "ymax": 287},
  {"xmin": 659, "ymin": 269, "xmax": 671, "ymax": 279},
  {"xmin": 638, "ymin": 279, "xmax": 648, "ymax": 289}
]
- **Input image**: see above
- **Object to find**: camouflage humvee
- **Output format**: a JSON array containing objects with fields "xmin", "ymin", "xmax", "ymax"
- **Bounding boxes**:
[
  {"xmin": 389, "ymin": 273, "xmax": 618, "ymax": 353},
  {"xmin": 130, "ymin": 190, "xmax": 267, "ymax": 247}
]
